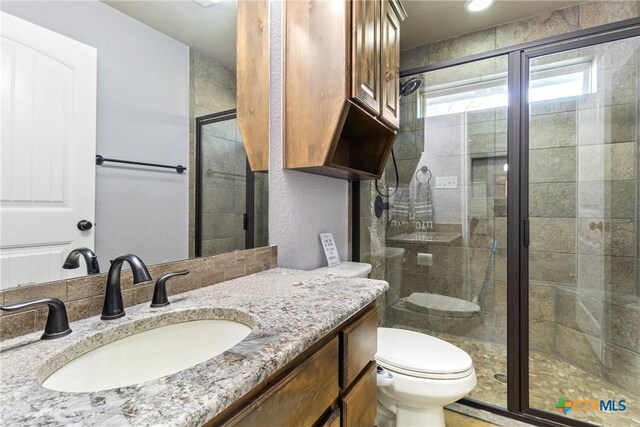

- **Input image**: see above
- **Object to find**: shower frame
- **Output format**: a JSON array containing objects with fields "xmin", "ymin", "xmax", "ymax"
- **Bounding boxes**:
[
  {"xmin": 352, "ymin": 17, "xmax": 640, "ymax": 427},
  {"xmin": 194, "ymin": 109, "xmax": 257, "ymax": 257}
]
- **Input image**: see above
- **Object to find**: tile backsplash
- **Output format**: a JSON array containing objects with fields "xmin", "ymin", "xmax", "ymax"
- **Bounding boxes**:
[{"xmin": 0, "ymin": 246, "xmax": 277, "ymax": 341}]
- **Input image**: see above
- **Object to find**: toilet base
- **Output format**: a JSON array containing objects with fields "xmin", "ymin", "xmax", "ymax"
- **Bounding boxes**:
[
  {"xmin": 397, "ymin": 405, "xmax": 445, "ymax": 427},
  {"xmin": 378, "ymin": 393, "xmax": 447, "ymax": 427}
]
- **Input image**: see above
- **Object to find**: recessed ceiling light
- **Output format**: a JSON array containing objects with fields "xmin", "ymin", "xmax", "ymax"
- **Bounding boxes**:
[
  {"xmin": 193, "ymin": 0, "xmax": 223, "ymax": 6},
  {"xmin": 465, "ymin": 0, "xmax": 495, "ymax": 13}
]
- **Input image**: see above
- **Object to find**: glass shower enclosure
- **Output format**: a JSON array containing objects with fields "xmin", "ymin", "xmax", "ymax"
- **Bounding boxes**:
[
  {"xmin": 358, "ymin": 22, "xmax": 640, "ymax": 427},
  {"xmin": 195, "ymin": 110, "xmax": 268, "ymax": 257}
]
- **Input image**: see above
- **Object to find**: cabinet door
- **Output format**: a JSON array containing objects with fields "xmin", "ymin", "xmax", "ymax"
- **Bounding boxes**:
[
  {"xmin": 229, "ymin": 338, "xmax": 339, "ymax": 427},
  {"xmin": 380, "ymin": 0, "xmax": 400, "ymax": 129},
  {"xmin": 352, "ymin": 0, "xmax": 381, "ymax": 115},
  {"xmin": 340, "ymin": 307, "xmax": 377, "ymax": 389},
  {"xmin": 341, "ymin": 362, "xmax": 377, "ymax": 427}
]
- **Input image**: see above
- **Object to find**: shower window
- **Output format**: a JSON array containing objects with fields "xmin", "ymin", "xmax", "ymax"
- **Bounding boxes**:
[{"xmin": 419, "ymin": 58, "xmax": 594, "ymax": 118}]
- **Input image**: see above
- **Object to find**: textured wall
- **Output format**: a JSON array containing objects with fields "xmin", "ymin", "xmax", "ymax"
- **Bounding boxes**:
[
  {"xmin": 268, "ymin": 1, "xmax": 349, "ymax": 271},
  {"xmin": 2, "ymin": 0, "xmax": 190, "ymax": 266}
]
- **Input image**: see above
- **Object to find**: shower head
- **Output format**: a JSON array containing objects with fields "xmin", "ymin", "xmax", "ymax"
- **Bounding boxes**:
[{"xmin": 399, "ymin": 78, "xmax": 422, "ymax": 98}]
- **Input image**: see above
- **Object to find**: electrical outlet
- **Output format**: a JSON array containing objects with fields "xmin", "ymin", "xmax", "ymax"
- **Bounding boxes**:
[{"xmin": 436, "ymin": 176, "xmax": 458, "ymax": 189}]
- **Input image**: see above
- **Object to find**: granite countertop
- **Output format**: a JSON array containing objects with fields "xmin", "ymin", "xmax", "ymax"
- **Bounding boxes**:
[{"xmin": 0, "ymin": 268, "xmax": 388, "ymax": 426}]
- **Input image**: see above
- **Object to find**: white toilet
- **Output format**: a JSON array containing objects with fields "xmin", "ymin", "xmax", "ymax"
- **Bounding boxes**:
[
  {"xmin": 376, "ymin": 327, "xmax": 477, "ymax": 427},
  {"xmin": 312, "ymin": 261, "xmax": 477, "ymax": 427}
]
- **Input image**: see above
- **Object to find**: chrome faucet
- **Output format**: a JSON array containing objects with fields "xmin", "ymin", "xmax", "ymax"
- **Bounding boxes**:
[
  {"xmin": 63, "ymin": 247, "xmax": 100, "ymax": 275},
  {"xmin": 101, "ymin": 254, "xmax": 151, "ymax": 320}
]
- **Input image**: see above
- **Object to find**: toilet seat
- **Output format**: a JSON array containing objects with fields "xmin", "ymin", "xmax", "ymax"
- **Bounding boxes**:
[{"xmin": 376, "ymin": 328, "xmax": 474, "ymax": 380}]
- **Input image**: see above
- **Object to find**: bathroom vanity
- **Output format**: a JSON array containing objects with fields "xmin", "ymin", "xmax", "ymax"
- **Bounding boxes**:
[
  {"xmin": 213, "ymin": 302, "xmax": 378, "ymax": 426},
  {"xmin": 0, "ymin": 268, "xmax": 387, "ymax": 426}
]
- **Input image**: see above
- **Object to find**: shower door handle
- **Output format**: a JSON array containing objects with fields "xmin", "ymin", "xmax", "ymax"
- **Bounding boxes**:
[{"xmin": 523, "ymin": 218, "xmax": 530, "ymax": 247}]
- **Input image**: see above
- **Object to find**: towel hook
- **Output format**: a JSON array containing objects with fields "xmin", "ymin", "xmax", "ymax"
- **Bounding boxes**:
[{"xmin": 416, "ymin": 166, "xmax": 432, "ymax": 184}]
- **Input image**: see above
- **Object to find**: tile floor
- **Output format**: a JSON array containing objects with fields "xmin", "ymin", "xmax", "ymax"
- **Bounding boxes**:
[
  {"xmin": 395, "ymin": 324, "xmax": 640, "ymax": 426},
  {"xmin": 444, "ymin": 410, "xmax": 499, "ymax": 426}
]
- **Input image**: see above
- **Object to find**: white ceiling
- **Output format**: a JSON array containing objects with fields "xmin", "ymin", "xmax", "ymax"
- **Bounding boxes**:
[
  {"xmin": 103, "ymin": 0, "xmax": 585, "ymax": 69},
  {"xmin": 102, "ymin": 0, "xmax": 237, "ymax": 69}
]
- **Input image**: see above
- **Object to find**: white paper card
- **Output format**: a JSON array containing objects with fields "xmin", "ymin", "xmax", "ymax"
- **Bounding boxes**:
[{"xmin": 319, "ymin": 233, "xmax": 341, "ymax": 267}]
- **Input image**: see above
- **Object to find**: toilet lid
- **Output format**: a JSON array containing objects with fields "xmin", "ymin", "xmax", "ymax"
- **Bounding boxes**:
[{"xmin": 376, "ymin": 328, "xmax": 474, "ymax": 380}]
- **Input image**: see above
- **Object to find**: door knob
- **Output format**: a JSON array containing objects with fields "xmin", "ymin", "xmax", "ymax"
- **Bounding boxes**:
[{"xmin": 77, "ymin": 220, "xmax": 93, "ymax": 231}]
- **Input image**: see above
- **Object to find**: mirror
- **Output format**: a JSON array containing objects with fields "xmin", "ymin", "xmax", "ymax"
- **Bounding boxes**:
[{"xmin": 0, "ymin": 0, "xmax": 268, "ymax": 291}]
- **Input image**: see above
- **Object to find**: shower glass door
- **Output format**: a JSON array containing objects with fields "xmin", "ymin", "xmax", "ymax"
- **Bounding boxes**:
[
  {"xmin": 526, "ymin": 34, "xmax": 640, "ymax": 425},
  {"xmin": 361, "ymin": 55, "xmax": 510, "ymax": 408},
  {"xmin": 196, "ymin": 110, "xmax": 269, "ymax": 256}
]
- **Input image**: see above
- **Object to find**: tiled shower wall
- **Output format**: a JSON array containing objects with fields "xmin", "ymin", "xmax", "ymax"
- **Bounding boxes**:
[
  {"xmin": 528, "ymin": 39, "xmax": 640, "ymax": 395},
  {"xmin": 362, "ymin": 0, "xmax": 640, "ymax": 395}
]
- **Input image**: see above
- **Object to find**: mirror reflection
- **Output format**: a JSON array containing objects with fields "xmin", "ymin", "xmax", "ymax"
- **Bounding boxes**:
[{"xmin": 0, "ymin": 0, "xmax": 268, "ymax": 290}]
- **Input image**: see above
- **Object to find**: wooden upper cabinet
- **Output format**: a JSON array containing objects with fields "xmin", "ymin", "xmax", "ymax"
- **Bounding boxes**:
[
  {"xmin": 352, "ymin": 0, "xmax": 381, "ymax": 116},
  {"xmin": 237, "ymin": 0, "xmax": 269, "ymax": 172},
  {"xmin": 380, "ymin": 0, "xmax": 403, "ymax": 128},
  {"xmin": 238, "ymin": 0, "xmax": 406, "ymax": 178}
]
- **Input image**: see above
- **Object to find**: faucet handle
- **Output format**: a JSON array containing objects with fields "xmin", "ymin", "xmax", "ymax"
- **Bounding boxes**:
[
  {"xmin": 0, "ymin": 298, "xmax": 72, "ymax": 340},
  {"xmin": 151, "ymin": 270, "xmax": 189, "ymax": 308}
]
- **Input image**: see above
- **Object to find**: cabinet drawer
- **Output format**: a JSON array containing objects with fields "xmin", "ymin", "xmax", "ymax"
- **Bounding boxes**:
[
  {"xmin": 341, "ymin": 362, "xmax": 377, "ymax": 427},
  {"xmin": 230, "ymin": 338, "xmax": 339, "ymax": 427},
  {"xmin": 340, "ymin": 307, "xmax": 377, "ymax": 389}
]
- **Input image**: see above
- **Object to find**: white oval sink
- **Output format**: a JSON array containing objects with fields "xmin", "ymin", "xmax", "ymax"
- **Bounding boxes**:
[{"xmin": 42, "ymin": 319, "xmax": 252, "ymax": 393}]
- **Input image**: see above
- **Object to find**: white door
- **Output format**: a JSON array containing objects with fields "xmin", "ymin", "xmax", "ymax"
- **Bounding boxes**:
[{"xmin": 1, "ymin": 12, "xmax": 97, "ymax": 289}]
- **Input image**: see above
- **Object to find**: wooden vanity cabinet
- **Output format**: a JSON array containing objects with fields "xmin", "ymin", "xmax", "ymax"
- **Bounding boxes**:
[
  {"xmin": 211, "ymin": 305, "xmax": 378, "ymax": 427},
  {"xmin": 342, "ymin": 363, "xmax": 378, "ymax": 427}
]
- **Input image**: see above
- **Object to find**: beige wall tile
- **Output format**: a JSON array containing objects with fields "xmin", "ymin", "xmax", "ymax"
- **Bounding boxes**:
[
  {"xmin": 496, "ymin": 6, "xmax": 579, "ymax": 48},
  {"xmin": 603, "ymin": 343, "xmax": 640, "ymax": 395},
  {"xmin": 530, "ymin": 251, "xmax": 576, "ymax": 284},
  {"xmin": 529, "ymin": 147, "xmax": 576, "ymax": 183},
  {"xmin": 429, "ymin": 28, "xmax": 496, "ymax": 64},
  {"xmin": 577, "ymin": 218, "xmax": 635, "ymax": 257},
  {"xmin": 580, "ymin": 0, "xmax": 639, "ymax": 29},
  {"xmin": 578, "ymin": 180, "xmax": 636, "ymax": 219},
  {"xmin": 3, "ymin": 281, "xmax": 66, "ymax": 305},
  {"xmin": 530, "ymin": 320, "xmax": 555, "ymax": 353},
  {"xmin": 135, "ymin": 284, "xmax": 155, "ymax": 305},
  {"xmin": 530, "ymin": 283, "xmax": 557, "ymax": 322},
  {"xmin": 577, "ymin": 254, "xmax": 636, "ymax": 294},
  {"xmin": 223, "ymin": 264, "xmax": 246, "ymax": 281},
  {"xmin": 530, "ymin": 218, "xmax": 576, "ymax": 254},
  {"xmin": 400, "ymin": 44, "xmax": 429, "ymax": 70},
  {"xmin": 67, "ymin": 275, "xmax": 105, "ymax": 300},
  {"xmin": 555, "ymin": 323, "xmax": 604, "ymax": 374},
  {"xmin": 529, "ymin": 112, "xmax": 577, "ymax": 149},
  {"xmin": 529, "ymin": 183, "xmax": 576, "ymax": 218},
  {"xmin": 578, "ymin": 104, "xmax": 637, "ymax": 146},
  {"xmin": 0, "ymin": 310, "xmax": 36, "ymax": 340}
]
